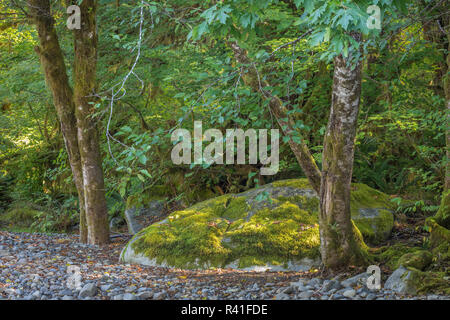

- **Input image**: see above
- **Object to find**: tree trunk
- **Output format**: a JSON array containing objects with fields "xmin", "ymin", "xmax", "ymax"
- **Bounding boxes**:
[
  {"xmin": 319, "ymin": 37, "xmax": 367, "ymax": 270},
  {"xmin": 72, "ymin": 0, "xmax": 109, "ymax": 244},
  {"xmin": 29, "ymin": 0, "xmax": 88, "ymax": 242},
  {"xmin": 229, "ymin": 42, "xmax": 322, "ymax": 193}
]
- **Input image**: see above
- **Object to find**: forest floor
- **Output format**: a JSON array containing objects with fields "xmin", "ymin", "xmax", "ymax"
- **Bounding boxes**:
[{"xmin": 0, "ymin": 230, "xmax": 449, "ymax": 300}]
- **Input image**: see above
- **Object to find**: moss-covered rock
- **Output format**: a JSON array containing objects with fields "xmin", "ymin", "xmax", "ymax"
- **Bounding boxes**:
[
  {"xmin": 397, "ymin": 251, "xmax": 433, "ymax": 270},
  {"xmin": 0, "ymin": 205, "xmax": 42, "ymax": 229},
  {"xmin": 373, "ymin": 243, "xmax": 419, "ymax": 270},
  {"xmin": 385, "ymin": 266, "xmax": 450, "ymax": 295},
  {"xmin": 433, "ymin": 189, "xmax": 450, "ymax": 229},
  {"xmin": 120, "ymin": 179, "xmax": 394, "ymax": 270},
  {"xmin": 408, "ymin": 269, "xmax": 450, "ymax": 295},
  {"xmin": 425, "ymin": 216, "xmax": 450, "ymax": 270}
]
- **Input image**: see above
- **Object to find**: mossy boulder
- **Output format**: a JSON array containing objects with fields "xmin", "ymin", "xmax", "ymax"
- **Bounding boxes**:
[
  {"xmin": 407, "ymin": 269, "xmax": 450, "ymax": 295},
  {"xmin": 424, "ymin": 215, "xmax": 450, "ymax": 272},
  {"xmin": 120, "ymin": 179, "xmax": 394, "ymax": 270},
  {"xmin": 385, "ymin": 266, "xmax": 450, "ymax": 295},
  {"xmin": 373, "ymin": 243, "xmax": 420, "ymax": 270},
  {"xmin": 397, "ymin": 251, "xmax": 433, "ymax": 271},
  {"xmin": 433, "ymin": 189, "xmax": 450, "ymax": 229},
  {"xmin": 0, "ymin": 205, "xmax": 42, "ymax": 230}
]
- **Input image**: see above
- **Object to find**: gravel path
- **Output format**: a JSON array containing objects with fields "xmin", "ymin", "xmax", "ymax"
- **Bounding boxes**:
[{"xmin": 0, "ymin": 231, "xmax": 448, "ymax": 300}]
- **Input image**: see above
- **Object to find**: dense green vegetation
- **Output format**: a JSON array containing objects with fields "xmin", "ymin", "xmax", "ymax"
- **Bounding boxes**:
[
  {"xmin": 0, "ymin": 0, "xmax": 448, "ymax": 276},
  {"xmin": 0, "ymin": 0, "xmax": 446, "ymax": 229}
]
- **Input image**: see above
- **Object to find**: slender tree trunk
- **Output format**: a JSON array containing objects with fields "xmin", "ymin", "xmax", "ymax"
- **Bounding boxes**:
[
  {"xmin": 229, "ymin": 42, "xmax": 322, "ymax": 193},
  {"xmin": 319, "ymin": 35, "xmax": 367, "ymax": 270},
  {"xmin": 29, "ymin": 0, "xmax": 88, "ymax": 242},
  {"xmin": 72, "ymin": 0, "xmax": 109, "ymax": 244}
]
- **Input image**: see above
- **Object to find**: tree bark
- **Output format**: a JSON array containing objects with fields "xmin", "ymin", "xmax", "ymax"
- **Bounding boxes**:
[
  {"xmin": 29, "ymin": 0, "xmax": 88, "ymax": 242},
  {"xmin": 319, "ymin": 35, "xmax": 367, "ymax": 270},
  {"xmin": 72, "ymin": 0, "xmax": 110, "ymax": 244},
  {"xmin": 229, "ymin": 42, "xmax": 322, "ymax": 193}
]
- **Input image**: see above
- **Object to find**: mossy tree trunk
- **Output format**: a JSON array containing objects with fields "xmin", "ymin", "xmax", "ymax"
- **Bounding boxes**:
[
  {"xmin": 30, "ymin": 0, "xmax": 108, "ymax": 244},
  {"xmin": 29, "ymin": 0, "xmax": 88, "ymax": 242},
  {"xmin": 229, "ymin": 42, "xmax": 322, "ymax": 193},
  {"xmin": 71, "ymin": 0, "xmax": 109, "ymax": 245},
  {"xmin": 319, "ymin": 33, "xmax": 367, "ymax": 270}
]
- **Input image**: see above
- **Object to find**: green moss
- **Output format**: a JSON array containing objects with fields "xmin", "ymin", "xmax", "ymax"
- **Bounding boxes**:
[
  {"xmin": 271, "ymin": 178, "xmax": 311, "ymax": 190},
  {"xmin": 132, "ymin": 197, "xmax": 321, "ymax": 269},
  {"xmin": 184, "ymin": 187, "xmax": 217, "ymax": 204},
  {"xmin": 350, "ymin": 183, "xmax": 394, "ymax": 210},
  {"xmin": 408, "ymin": 270, "xmax": 450, "ymax": 295},
  {"xmin": 277, "ymin": 195, "xmax": 320, "ymax": 212},
  {"xmin": 372, "ymin": 243, "xmax": 420, "ymax": 270},
  {"xmin": 347, "ymin": 183, "xmax": 395, "ymax": 244},
  {"xmin": 0, "ymin": 206, "xmax": 41, "ymax": 228},
  {"xmin": 425, "ymin": 217, "xmax": 450, "ymax": 266},
  {"xmin": 434, "ymin": 189, "xmax": 450, "ymax": 229},
  {"xmin": 426, "ymin": 218, "xmax": 450, "ymax": 248},
  {"xmin": 276, "ymin": 180, "xmax": 394, "ymax": 244},
  {"xmin": 397, "ymin": 251, "xmax": 433, "ymax": 270},
  {"xmin": 127, "ymin": 179, "xmax": 393, "ymax": 269},
  {"xmin": 352, "ymin": 209, "xmax": 394, "ymax": 244},
  {"xmin": 226, "ymin": 202, "xmax": 321, "ymax": 268}
]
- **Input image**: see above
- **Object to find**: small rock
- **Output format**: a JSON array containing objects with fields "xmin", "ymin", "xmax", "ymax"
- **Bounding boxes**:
[
  {"xmin": 123, "ymin": 293, "xmax": 136, "ymax": 300},
  {"xmin": 298, "ymin": 290, "xmax": 314, "ymax": 299},
  {"xmin": 60, "ymin": 289, "xmax": 73, "ymax": 296},
  {"xmin": 79, "ymin": 283, "xmax": 98, "ymax": 298},
  {"xmin": 274, "ymin": 293, "xmax": 290, "ymax": 300},
  {"xmin": 100, "ymin": 284, "xmax": 112, "ymax": 291},
  {"xmin": 283, "ymin": 286, "xmax": 295, "ymax": 294},
  {"xmin": 136, "ymin": 291, "xmax": 153, "ymax": 299},
  {"xmin": 153, "ymin": 292, "xmax": 166, "ymax": 300},
  {"xmin": 343, "ymin": 289, "xmax": 356, "ymax": 298},
  {"xmin": 322, "ymin": 279, "xmax": 342, "ymax": 292},
  {"xmin": 384, "ymin": 267, "xmax": 416, "ymax": 295},
  {"xmin": 341, "ymin": 273, "xmax": 368, "ymax": 288},
  {"xmin": 291, "ymin": 280, "xmax": 307, "ymax": 291},
  {"xmin": 308, "ymin": 278, "xmax": 322, "ymax": 287}
]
